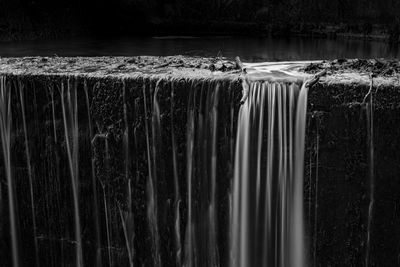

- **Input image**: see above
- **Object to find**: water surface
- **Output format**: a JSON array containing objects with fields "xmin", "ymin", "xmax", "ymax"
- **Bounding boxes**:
[{"xmin": 0, "ymin": 36, "xmax": 398, "ymax": 61}]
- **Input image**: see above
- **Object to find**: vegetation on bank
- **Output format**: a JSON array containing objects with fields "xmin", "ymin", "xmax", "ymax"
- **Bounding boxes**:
[{"xmin": 0, "ymin": 0, "xmax": 399, "ymax": 41}]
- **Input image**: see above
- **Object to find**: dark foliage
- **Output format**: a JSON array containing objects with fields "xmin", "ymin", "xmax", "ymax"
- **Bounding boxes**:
[{"xmin": 0, "ymin": 0, "xmax": 399, "ymax": 40}]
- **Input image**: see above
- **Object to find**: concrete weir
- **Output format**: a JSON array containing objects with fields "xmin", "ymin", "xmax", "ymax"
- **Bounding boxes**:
[{"xmin": 0, "ymin": 56, "xmax": 399, "ymax": 267}]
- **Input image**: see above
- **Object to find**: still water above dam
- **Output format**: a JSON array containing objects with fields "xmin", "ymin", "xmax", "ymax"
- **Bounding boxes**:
[{"xmin": 0, "ymin": 36, "xmax": 399, "ymax": 61}]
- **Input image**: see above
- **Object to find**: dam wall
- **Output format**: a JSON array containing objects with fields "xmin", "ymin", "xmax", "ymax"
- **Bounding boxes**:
[{"xmin": 0, "ymin": 56, "xmax": 399, "ymax": 266}]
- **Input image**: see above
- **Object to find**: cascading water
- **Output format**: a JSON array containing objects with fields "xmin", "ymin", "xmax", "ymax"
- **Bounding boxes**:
[
  {"xmin": 184, "ymin": 79, "xmax": 221, "ymax": 267},
  {"xmin": 365, "ymin": 77, "xmax": 375, "ymax": 267},
  {"xmin": 60, "ymin": 78, "xmax": 83, "ymax": 267},
  {"xmin": 140, "ymin": 77, "xmax": 226, "ymax": 267},
  {"xmin": 18, "ymin": 79, "xmax": 39, "ymax": 267},
  {"xmin": 0, "ymin": 76, "xmax": 19, "ymax": 267},
  {"xmin": 0, "ymin": 61, "xmax": 314, "ymax": 267},
  {"xmin": 230, "ymin": 78, "xmax": 308, "ymax": 267},
  {"xmin": 83, "ymin": 80, "xmax": 102, "ymax": 267},
  {"xmin": 120, "ymin": 80, "xmax": 135, "ymax": 267},
  {"xmin": 143, "ymin": 78, "xmax": 162, "ymax": 267},
  {"xmin": 170, "ymin": 82, "xmax": 182, "ymax": 267}
]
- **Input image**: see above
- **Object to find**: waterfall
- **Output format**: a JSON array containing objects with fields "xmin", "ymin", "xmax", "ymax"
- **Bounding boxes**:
[
  {"xmin": 143, "ymin": 78, "xmax": 162, "ymax": 267},
  {"xmin": 0, "ymin": 76, "xmax": 19, "ymax": 267},
  {"xmin": 183, "ymin": 79, "xmax": 221, "ymax": 267},
  {"xmin": 18, "ymin": 79, "xmax": 39, "ymax": 267},
  {"xmin": 60, "ymin": 78, "xmax": 83, "ymax": 267},
  {"xmin": 230, "ymin": 79, "xmax": 308, "ymax": 267},
  {"xmin": 0, "ymin": 70, "xmax": 310, "ymax": 267},
  {"xmin": 365, "ymin": 81, "xmax": 375, "ymax": 267}
]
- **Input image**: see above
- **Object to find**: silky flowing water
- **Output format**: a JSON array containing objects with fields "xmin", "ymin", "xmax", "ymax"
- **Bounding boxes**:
[
  {"xmin": 0, "ymin": 76, "xmax": 19, "ymax": 267},
  {"xmin": 230, "ymin": 80, "xmax": 307, "ymax": 267},
  {"xmin": 0, "ymin": 67, "xmax": 311, "ymax": 267},
  {"xmin": 365, "ymin": 83, "xmax": 375, "ymax": 267}
]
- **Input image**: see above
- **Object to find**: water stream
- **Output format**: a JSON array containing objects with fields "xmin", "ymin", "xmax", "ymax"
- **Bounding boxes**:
[{"xmin": 230, "ymin": 79, "xmax": 308, "ymax": 267}]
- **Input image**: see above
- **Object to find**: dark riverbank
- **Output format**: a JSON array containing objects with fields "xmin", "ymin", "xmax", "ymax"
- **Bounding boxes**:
[{"xmin": 0, "ymin": 20, "xmax": 399, "ymax": 43}]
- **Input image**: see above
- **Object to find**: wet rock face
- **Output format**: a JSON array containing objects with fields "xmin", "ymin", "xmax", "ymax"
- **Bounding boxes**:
[
  {"xmin": 0, "ymin": 58, "xmax": 400, "ymax": 266},
  {"xmin": 305, "ymin": 82, "xmax": 400, "ymax": 267},
  {"xmin": 305, "ymin": 108, "xmax": 369, "ymax": 267},
  {"xmin": 0, "ymin": 74, "xmax": 243, "ymax": 267}
]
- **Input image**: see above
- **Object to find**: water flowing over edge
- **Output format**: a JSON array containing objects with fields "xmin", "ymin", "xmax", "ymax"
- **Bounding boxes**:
[
  {"xmin": 0, "ymin": 73, "xmax": 313, "ymax": 267},
  {"xmin": 230, "ymin": 80, "xmax": 308, "ymax": 267}
]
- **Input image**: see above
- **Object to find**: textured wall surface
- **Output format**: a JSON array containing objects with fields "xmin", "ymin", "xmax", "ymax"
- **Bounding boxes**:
[{"xmin": 0, "ymin": 60, "xmax": 399, "ymax": 266}]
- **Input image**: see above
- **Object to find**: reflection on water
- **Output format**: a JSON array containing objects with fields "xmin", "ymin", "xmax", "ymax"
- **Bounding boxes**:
[{"xmin": 0, "ymin": 36, "xmax": 398, "ymax": 61}]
